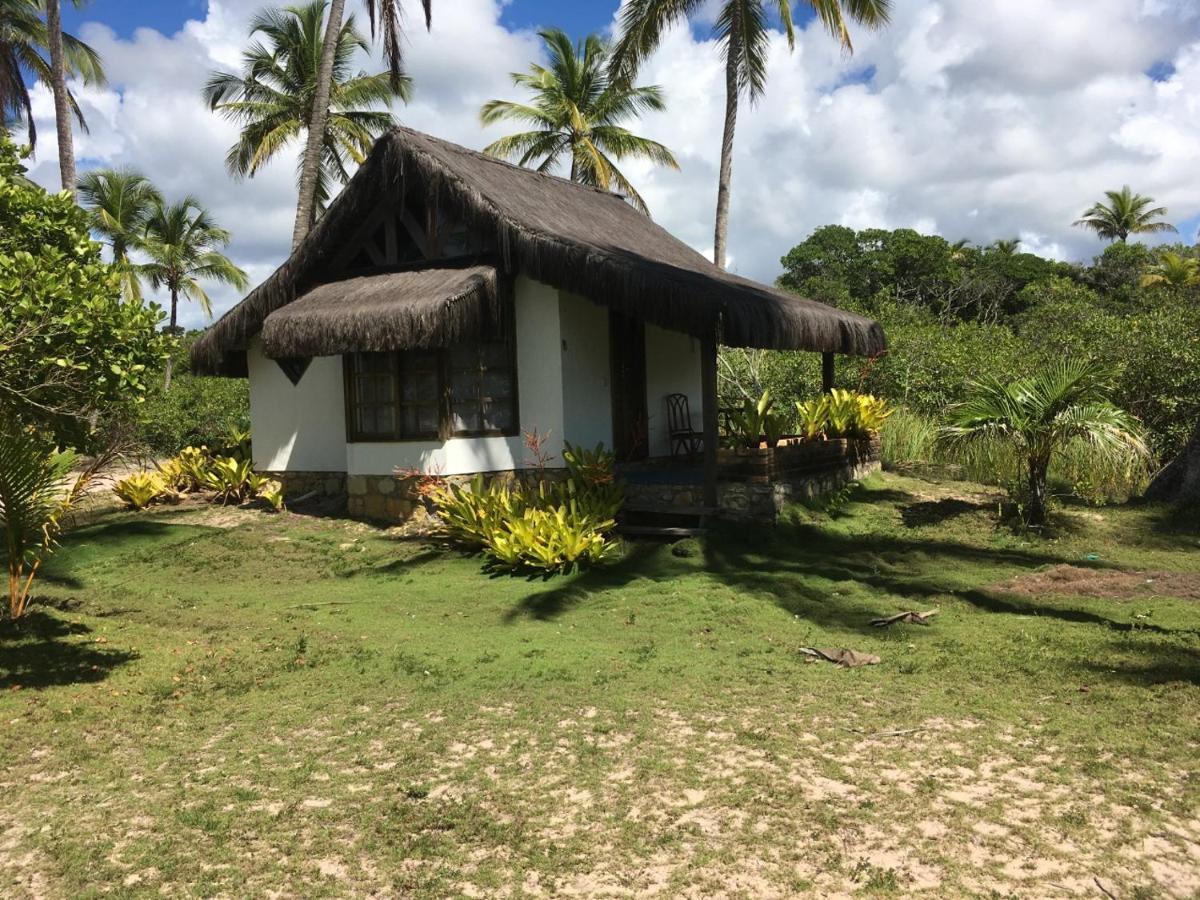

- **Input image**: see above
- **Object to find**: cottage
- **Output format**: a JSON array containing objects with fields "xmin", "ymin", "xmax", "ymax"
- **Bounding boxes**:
[{"xmin": 192, "ymin": 127, "xmax": 885, "ymax": 522}]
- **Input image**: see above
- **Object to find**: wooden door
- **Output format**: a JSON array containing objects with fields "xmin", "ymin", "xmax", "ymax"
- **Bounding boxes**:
[{"xmin": 609, "ymin": 310, "xmax": 648, "ymax": 461}]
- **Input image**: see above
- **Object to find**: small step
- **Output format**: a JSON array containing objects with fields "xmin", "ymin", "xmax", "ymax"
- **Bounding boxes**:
[
  {"xmin": 621, "ymin": 504, "xmax": 718, "ymax": 517},
  {"xmin": 618, "ymin": 525, "xmax": 707, "ymax": 538}
]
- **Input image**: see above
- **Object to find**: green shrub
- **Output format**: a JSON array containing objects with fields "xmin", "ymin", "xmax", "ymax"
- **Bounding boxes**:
[
  {"xmin": 202, "ymin": 456, "xmax": 256, "ymax": 505},
  {"xmin": 138, "ymin": 374, "xmax": 250, "ymax": 456}
]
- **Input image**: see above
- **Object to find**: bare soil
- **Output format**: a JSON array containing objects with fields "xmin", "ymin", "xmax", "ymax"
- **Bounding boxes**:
[{"xmin": 993, "ymin": 564, "xmax": 1200, "ymax": 601}]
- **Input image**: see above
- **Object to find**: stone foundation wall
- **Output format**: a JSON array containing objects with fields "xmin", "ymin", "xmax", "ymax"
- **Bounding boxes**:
[
  {"xmin": 345, "ymin": 468, "xmax": 567, "ymax": 524},
  {"xmin": 269, "ymin": 471, "xmax": 346, "ymax": 499},
  {"xmin": 718, "ymin": 458, "xmax": 881, "ymax": 522},
  {"xmin": 622, "ymin": 456, "xmax": 881, "ymax": 524}
]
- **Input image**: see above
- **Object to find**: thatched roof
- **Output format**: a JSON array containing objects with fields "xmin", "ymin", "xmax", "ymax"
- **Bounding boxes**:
[
  {"xmin": 261, "ymin": 261, "xmax": 499, "ymax": 358},
  {"xmin": 193, "ymin": 126, "xmax": 884, "ymax": 374}
]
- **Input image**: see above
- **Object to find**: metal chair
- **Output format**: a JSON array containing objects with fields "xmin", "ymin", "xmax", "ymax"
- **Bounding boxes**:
[{"xmin": 665, "ymin": 393, "xmax": 703, "ymax": 461}]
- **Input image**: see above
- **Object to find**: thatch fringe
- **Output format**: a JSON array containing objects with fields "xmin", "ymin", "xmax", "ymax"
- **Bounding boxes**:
[
  {"xmin": 193, "ymin": 127, "xmax": 885, "ymax": 375},
  {"xmin": 261, "ymin": 261, "xmax": 500, "ymax": 358}
]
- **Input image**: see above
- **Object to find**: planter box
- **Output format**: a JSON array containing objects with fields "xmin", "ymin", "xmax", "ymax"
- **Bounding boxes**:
[{"xmin": 718, "ymin": 436, "xmax": 880, "ymax": 483}]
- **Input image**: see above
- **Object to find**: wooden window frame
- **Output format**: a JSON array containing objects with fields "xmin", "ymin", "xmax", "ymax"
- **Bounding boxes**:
[{"xmin": 344, "ymin": 311, "xmax": 519, "ymax": 444}]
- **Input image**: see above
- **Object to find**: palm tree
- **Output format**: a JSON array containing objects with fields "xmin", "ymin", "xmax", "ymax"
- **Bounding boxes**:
[
  {"xmin": 990, "ymin": 238, "xmax": 1021, "ymax": 255},
  {"xmin": 1140, "ymin": 251, "xmax": 1199, "ymax": 293},
  {"xmin": 293, "ymin": 0, "xmax": 431, "ymax": 250},
  {"xmin": 944, "ymin": 360, "xmax": 1147, "ymax": 526},
  {"xmin": 480, "ymin": 29, "xmax": 678, "ymax": 214},
  {"xmin": 205, "ymin": 2, "xmax": 405, "ymax": 224},
  {"xmin": 611, "ymin": 0, "xmax": 891, "ymax": 269},
  {"xmin": 77, "ymin": 168, "xmax": 163, "ymax": 300},
  {"xmin": 0, "ymin": 0, "xmax": 104, "ymax": 153},
  {"xmin": 1073, "ymin": 186, "xmax": 1178, "ymax": 243},
  {"xmin": 139, "ymin": 198, "xmax": 248, "ymax": 390}
]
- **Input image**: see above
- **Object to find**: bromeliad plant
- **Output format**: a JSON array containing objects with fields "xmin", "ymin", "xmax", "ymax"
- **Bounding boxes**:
[
  {"xmin": 430, "ymin": 441, "xmax": 623, "ymax": 574},
  {"xmin": 1, "ymin": 428, "xmax": 108, "ymax": 619},
  {"xmin": 795, "ymin": 390, "xmax": 893, "ymax": 441},
  {"xmin": 728, "ymin": 392, "xmax": 788, "ymax": 449},
  {"xmin": 943, "ymin": 360, "xmax": 1148, "ymax": 526},
  {"xmin": 114, "ymin": 471, "xmax": 170, "ymax": 510}
]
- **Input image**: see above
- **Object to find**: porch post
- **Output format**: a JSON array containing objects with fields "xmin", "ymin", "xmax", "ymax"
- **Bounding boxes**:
[
  {"xmin": 701, "ymin": 334, "xmax": 719, "ymax": 510},
  {"xmin": 821, "ymin": 351, "xmax": 836, "ymax": 394}
]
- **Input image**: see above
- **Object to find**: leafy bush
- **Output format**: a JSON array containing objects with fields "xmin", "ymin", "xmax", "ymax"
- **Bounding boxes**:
[
  {"xmin": 113, "ymin": 472, "xmax": 170, "ymax": 510},
  {"xmin": 137, "ymin": 335, "xmax": 250, "ymax": 455},
  {"xmin": 0, "ymin": 133, "xmax": 169, "ymax": 446},
  {"xmin": 430, "ymin": 442, "xmax": 623, "ymax": 574}
]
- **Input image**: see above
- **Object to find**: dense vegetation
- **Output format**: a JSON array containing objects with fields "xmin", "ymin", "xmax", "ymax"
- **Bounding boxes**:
[{"xmin": 723, "ymin": 226, "xmax": 1200, "ymax": 468}]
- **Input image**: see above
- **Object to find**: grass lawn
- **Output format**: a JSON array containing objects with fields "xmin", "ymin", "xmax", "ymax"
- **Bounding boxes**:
[{"xmin": 1, "ymin": 472, "xmax": 1198, "ymax": 898}]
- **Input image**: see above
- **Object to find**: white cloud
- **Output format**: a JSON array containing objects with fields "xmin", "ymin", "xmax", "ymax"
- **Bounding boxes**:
[{"xmin": 26, "ymin": 0, "xmax": 1200, "ymax": 329}]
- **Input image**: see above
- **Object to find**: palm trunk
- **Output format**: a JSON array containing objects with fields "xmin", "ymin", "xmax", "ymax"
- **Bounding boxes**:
[
  {"xmin": 713, "ymin": 15, "xmax": 741, "ymax": 271},
  {"xmin": 45, "ymin": 0, "xmax": 75, "ymax": 196},
  {"xmin": 164, "ymin": 287, "xmax": 178, "ymax": 392},
  {"xmin": 292, "ymin": 0, "xmax": 346, "ymax": 250},
  {"xmin": 1027, "ymin": 457, "xmax": 1049, "ymax": 526}
]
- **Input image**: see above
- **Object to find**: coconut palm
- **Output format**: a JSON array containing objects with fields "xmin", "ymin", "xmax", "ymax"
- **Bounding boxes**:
[
  {"xmin": 77, "ymin": 168, "xmax": 162, "ymax": 300},
  {"xmin": 611, "ymin": 0, "xmax": 891, "ymax": 269},
  {"xmin": 944, "ymin": 360, "xmax": 1147, "ymax": 526},
  {"xmin": 293, "ymin": 0, "xmax": 431, "ymax": 249},
  {"xmin": 1140, "ymin": 251, "xmax": 1199, "ymax": 293},
  {"xmin": 0, "ymin": 0, "xmax": 104, "ymax": 153},
  {"xmin": 139, "ymin": 198, "xmax": 248, "ymax": 390},
  {"xmin": 990, "ymin": 238, "xmax": 1021, "ymax": 255},
  {"xmin": 205, "ymin": 1, "xmax": 405, "ymax": 224},
  {"xmin": 1073, "ymin": 186, "xmax": 1178, "ymax": 244},
  {"xmin": 480, "ymin": 29, "xmax": 678, "ymax": 214}
]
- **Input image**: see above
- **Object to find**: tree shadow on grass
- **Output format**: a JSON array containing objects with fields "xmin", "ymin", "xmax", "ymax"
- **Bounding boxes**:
[
  {"xmin": 1074, "ymin": 635, "xmax": 1200, "ymax": 686},
  {"xmin": 504, "ymin": 543, "xmax": 672, "ymax": 622},
  {"xmin": 0, "ymin": 610, "xmax": 138, "ymax": 689},
  {"xmin": 900, "ymin": 498, "xmax": 992, "ymax": 529}
]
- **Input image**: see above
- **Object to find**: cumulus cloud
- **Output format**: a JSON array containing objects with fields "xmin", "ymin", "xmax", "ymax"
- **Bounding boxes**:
[{"xmin": 26, "ymin": 0, "xmax": 1200, "ymax": 328}]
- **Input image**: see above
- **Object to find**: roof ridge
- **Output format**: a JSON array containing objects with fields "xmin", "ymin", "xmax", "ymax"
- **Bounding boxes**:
[{"xmin": 390, "ymin": 125, "xmax": 643, "ymax": 208}]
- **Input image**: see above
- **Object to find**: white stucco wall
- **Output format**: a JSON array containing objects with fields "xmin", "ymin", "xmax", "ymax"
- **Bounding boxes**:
[
  {"xmin": 344, "ymin": 275, "xmax": 566, "ymax": 475},
  {"xmin": 644, "ymin": 324, "xmax": 703, "ymax": 458},
  {"xmin": 558, "ymin": 291, "xmax": 613, "ymax": 450},
  {"xmin": 246, "ymin": 276, "xmax": 702, "ymax": 475},
  {"xmin": 247, "ymin": 338, "xmax": 346, "ymax": 471}
]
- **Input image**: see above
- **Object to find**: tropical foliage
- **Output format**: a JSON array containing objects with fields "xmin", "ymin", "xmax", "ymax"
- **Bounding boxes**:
[
  {"xmin": 943, "ymin": 361, "xmax": 1147, "ymax": 525},
  {"xmin": 291, "ymin": 0, "xmax": 431, "ymax": 247},
  {"xmin": 0, "ymin": 134, "xmax": 168, "ymax": 446},
  {"xmin": 137, "ymin": 196, "xmax": 248, "ymax": 390},
  {"xmin": 77, "ymin": 168, "xmax": 163, "ymax": 300},
  {"xmin": 1073, "ymin": 185, "xmax": 1177, "ymax": 243},
  {"xmin": 205, "ymin": 1, "xmax": 407, "ymax": 221},
  {"xmin": 610, "ymin": 0, "xmax": 891, "ymax": 267},
  {"xmin": 0, "ymin": 0, "xmax": 104, "ymax": 151},
  {"xmin": 481, "ymin": 28, "xmax": 677, "ymax": 214},
  {"xmin": 1140, "ymin": 251, "xmax": 1199, "ymax": 293}
]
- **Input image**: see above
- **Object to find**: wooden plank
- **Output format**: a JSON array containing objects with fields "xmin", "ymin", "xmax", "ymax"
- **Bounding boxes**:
[{"xmin": 618, "ymin": 526, "xmax": 707, "ymax": 538}]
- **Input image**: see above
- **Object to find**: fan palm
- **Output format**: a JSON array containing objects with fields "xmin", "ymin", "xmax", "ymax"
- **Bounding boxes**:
[
  {"xmin": 1140, "ymin": 251, "xmax": 1199, "ymax": 293},
  {"xmin": 1, "ymin": 426, "xmax": 106, "ymax": 619},
  {"xmin": 1073, "ymin": 186, "xmax": 1178, "ymax": 243},
  {"xmin": 0, "ymin": 0, "xmax": 104, "ymax": 153},
  {"xmin": 611, "ymin": 0, "xmax": 891, "ymax": 269},
  {"xmin": 139, "ymin": 198, "xmax": 248, "ymax": 389},
  {"xmin": 944, "ymin": 360, "xmax": 1147, "ymax": 526},
  {"xmin": 205, "ymin": 1, "xmax": 406, "ymax": 224},
  {"xmin": 77, "ymin": 168, "xmax": 162, "ymax": 300},
  {"xmin": 481, "ymin": 29, "xmax": 678, "ymax": 214},
  {"xmin": 293, "ymin": 0, "xmax": 431, "ymax": 249}
]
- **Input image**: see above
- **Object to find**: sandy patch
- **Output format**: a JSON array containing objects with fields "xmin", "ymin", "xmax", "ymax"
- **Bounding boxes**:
[{"xmin": 993, "ymin": 565, "xmax": 1200, "ymax": 601}]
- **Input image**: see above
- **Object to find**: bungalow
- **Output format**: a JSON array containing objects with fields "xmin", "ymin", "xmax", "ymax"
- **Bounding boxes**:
[{"xmin": 192, "ymin": 127, "xmax": 885, "ymax": 522}]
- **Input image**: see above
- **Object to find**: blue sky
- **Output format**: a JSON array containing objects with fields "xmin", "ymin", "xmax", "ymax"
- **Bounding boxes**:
[
  {"xmin": 64, "ymin": 1, "xmax": 619, "ymax": 40},
  {"xmin": 33, "ymin": 0, "xmax": 1200, "ymax": 329}
]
